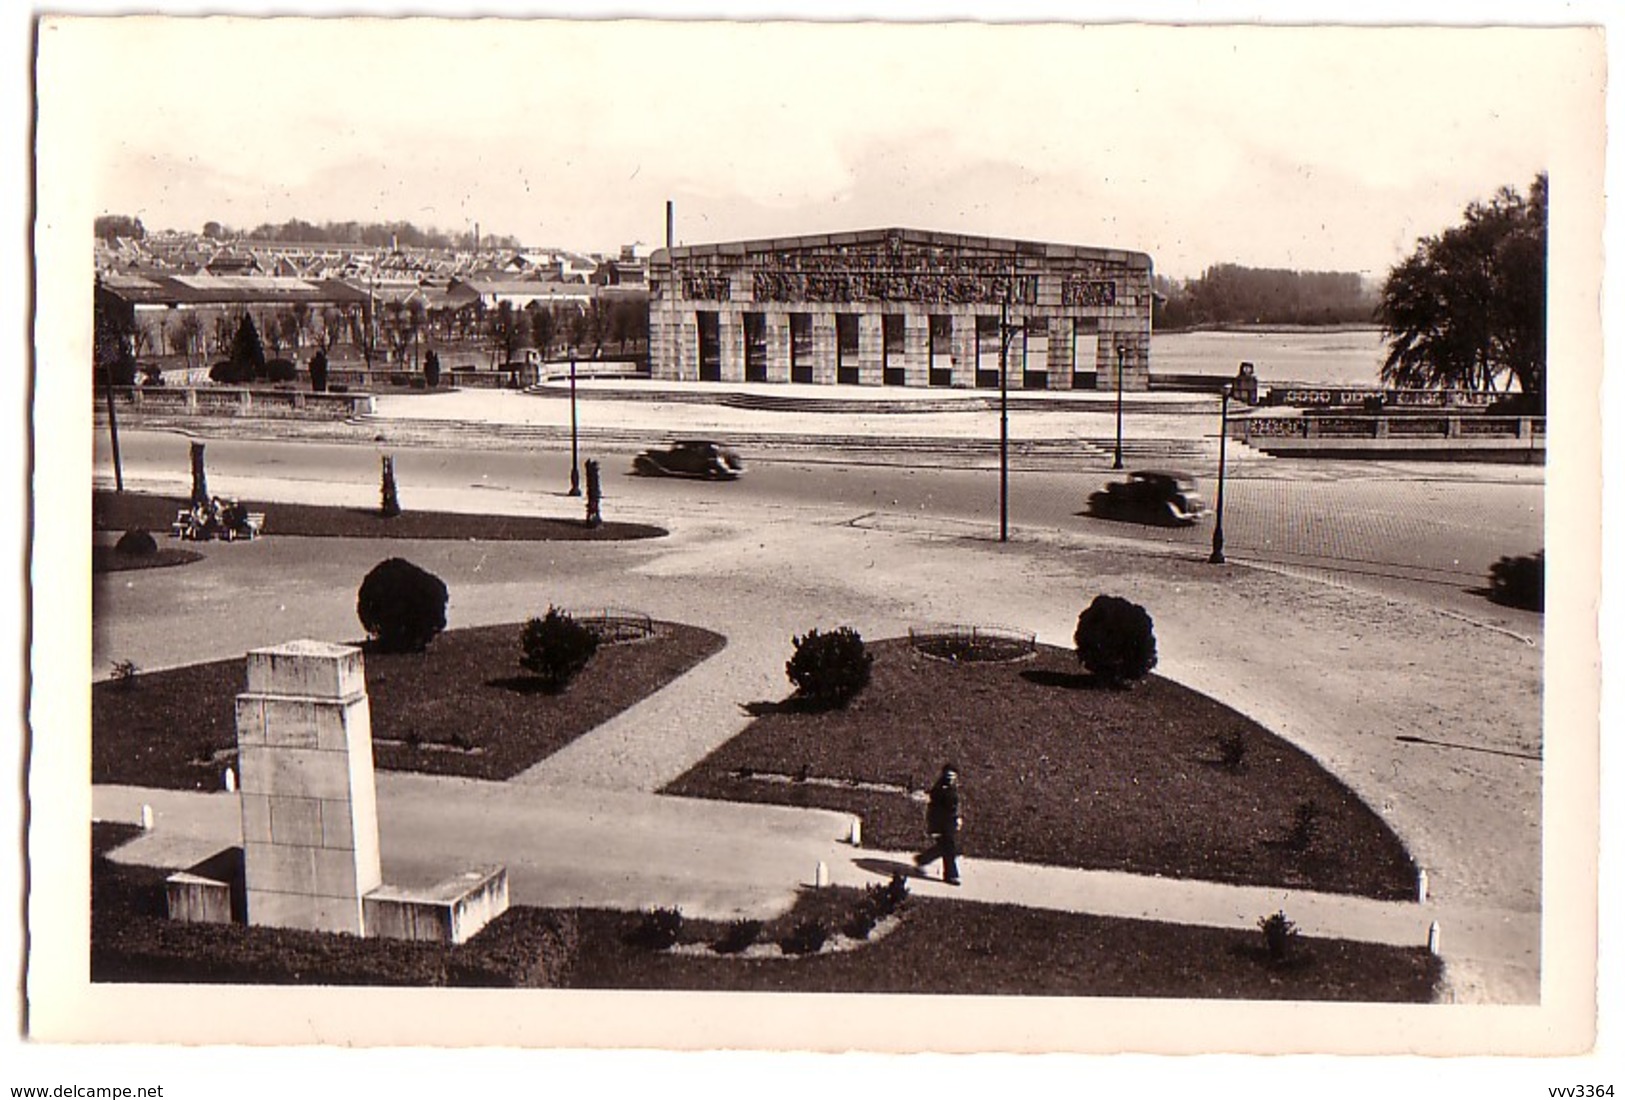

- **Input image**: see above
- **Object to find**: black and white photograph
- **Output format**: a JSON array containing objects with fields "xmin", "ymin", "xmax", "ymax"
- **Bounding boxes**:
[{"xmin": 16, "ymin": 1, "xmax": 1618, "ymax": 1093}]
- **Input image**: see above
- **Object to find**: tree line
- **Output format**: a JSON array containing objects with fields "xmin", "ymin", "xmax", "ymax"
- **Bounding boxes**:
[
  {"xmin": 1153, "ymin": 265, "xmax": 1377, "ymax": 329},
  {"xmin": 238, "ymin": 218, "xmax": 524, "ymax": 251}
]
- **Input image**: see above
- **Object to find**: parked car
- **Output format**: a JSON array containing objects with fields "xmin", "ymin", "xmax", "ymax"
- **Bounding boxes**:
[
  {"xmin": 631, "ymin": 440, "xmax": 745, "ymax": 480},
  {"xmin": 1087, "ymin": 469, "xmax": 1207, "ymax": 526}
]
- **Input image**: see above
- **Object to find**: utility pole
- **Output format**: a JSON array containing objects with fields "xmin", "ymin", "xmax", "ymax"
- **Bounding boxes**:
[
  {"xmin": 1209, "ymin": 385, "xmax": 1231, "ymax": 565},
  {"xmin": 567, "ymin": 352, "xmax": 581, "ymax": 496},
  {"xmin": 1113, "ymin": 342, "xmax": 1127, "ymax": 470}
]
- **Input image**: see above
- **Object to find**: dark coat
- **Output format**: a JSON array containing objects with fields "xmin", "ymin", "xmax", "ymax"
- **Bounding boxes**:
[{"xmin": 926, "ymin": 778, "xmax": 961, "ymax": 836}]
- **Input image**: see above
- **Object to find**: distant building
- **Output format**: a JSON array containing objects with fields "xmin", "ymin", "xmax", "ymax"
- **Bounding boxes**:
[{"xmin": 648, "ymin": 227, "xmax": 1153, "ymax": 390}]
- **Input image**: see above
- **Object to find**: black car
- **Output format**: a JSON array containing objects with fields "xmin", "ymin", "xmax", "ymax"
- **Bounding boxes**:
[
  {"xmin": 631, "ymin": 440, "xmax": 745, "ymax": 480},
  {"xmin": 1087, "ymin": 469, "xmax": 1207, "ymax": 526}
]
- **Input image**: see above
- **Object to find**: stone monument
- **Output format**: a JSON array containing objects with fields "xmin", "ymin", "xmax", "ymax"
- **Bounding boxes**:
[{"xmin": 234, "ymin": 639, "xmax": 382, "ymax": 935}]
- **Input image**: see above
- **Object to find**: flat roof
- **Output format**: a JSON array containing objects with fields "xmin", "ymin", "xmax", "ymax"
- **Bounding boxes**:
[{"xmin": 650, "ymin": 227, "xmax": 1151, "ymax": 269}]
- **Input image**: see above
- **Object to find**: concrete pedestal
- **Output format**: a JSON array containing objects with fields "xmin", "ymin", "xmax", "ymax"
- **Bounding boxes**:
[{"xmin": 235, "ymin": 640, "xmax": 382, "ymax": 936}]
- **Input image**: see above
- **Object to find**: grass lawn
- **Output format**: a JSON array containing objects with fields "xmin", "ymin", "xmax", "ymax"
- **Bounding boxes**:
[
  {"xmin": 93, "ymin": 621, "xmax": 726, "ymax": 788},
  {"xmin": 91, "ymin": 825, "xmax": 1439, "ymax": 1000},
  {"xmin": 92, "ymin": 544, "xmax": 204, "ymax": 573},
  {"xmin": 663, "ymin": 639, "xmax": 1417, "ymax": 900},
  {"xmin": 566, "ymin": 894, "xmax": 1440, "ymax": 1001},
  {"xmin": 93, "ymin": 490, "xmax": 666, "ymax": 542}
]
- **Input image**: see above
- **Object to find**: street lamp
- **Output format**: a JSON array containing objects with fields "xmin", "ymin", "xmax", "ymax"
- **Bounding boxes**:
[
  {"xmin": 1209, "ymin": 384, "xmax": 1231, "ymax": 565},
  {"xmin": 1113, "ymin": 341, "xmax": 1126, "ymax": 470},
  {"xmin": 567, "ymin": 351, "xmax": 582, "ymax": 496}
]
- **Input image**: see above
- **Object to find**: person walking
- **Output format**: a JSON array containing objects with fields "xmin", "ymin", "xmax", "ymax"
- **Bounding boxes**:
[{"xmin": 914, "ymin": 764, "xmax": 963, "ymax": 885}]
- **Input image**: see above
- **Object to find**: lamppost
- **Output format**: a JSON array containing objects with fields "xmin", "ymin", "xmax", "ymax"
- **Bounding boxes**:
[
  {"xmin": 1209, "ymin": 384, "xmax": 1231, "ymax": 565},
  {"xmin": 567, "ymin": 350, "xmax": 582, "ymax": 496},
  {"xmin": 998, "ymin": 293, "xmax": 1010, "ymax": 542},
  {"xmin": 1113, "ymin": 341, "xmax": 1126, "ymax": 470},
  {"xmin": 996, "ymin": 277, "xmax": 1029, "ymax": 544}
]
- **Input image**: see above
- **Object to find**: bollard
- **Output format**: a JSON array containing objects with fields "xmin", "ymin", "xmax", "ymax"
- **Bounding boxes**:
[
  {"xmin": 849, "ymin": 818, "xmax": 862, "ymax": 847},
  {"xmin": 1428, "ymin": 920, "xmax": 1441, "ymax": 956},
  {"xmin": 815, "ymin": 861, "xmax": 830, "ymax": 888},
  {"xmin": 1417, "ymin": 868, "xmax": 1428, "ymax": 904},
  {"xmin": 140, "ymin": 804, "xmax": 154, "ymax": 830},
  {"xmin": 224, "ymin": 767, "xmax": 237, "ymax": 793}
]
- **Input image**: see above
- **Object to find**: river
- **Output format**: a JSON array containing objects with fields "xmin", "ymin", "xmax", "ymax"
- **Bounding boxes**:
[{"xmin": 1151, "ymin": 327, "xmax": 1388, "ymax": 388}]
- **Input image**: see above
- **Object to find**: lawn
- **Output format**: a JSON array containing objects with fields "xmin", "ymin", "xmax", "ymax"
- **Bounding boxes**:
[
  {"xmin": 92, "ymin": 490, "xmax": 666, "ymax": 543},
  {"xmin": 93, "ymin": 621, "xmax": 726, "ymax": 788},
  {"xmin": 663, "ymin": 638, "xmax": 1418, "ymax": 900},
  {"xmin": 90, "ymin": 825, "xmax": 1439, "ymax": 1001}
]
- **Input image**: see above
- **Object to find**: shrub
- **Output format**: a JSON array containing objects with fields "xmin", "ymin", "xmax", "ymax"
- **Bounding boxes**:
[
  {"xmin": 520, "ymin": 607, "xmax": 600, "ymax": 692},
  {"xmin": 778, "ymin": 918, "xmax": 829, "ymax": 956},
  {"xmin": 1287, "ymin": 800, "xmax": 1321, "ymax": 853},
  {"xmin": 265, "ymin": 357, "xmax": 297, "ymax": 384},
  {"xmin": 208, "ymin": 359, "xmax": 249, "ymax": 385},
  {"xmin": 110, "ymin": 658, "xmax": 140, "ymax": 690},
  {"xmin": 712, "ymin": 919, "xmax": 763, "ymax": 955},
  {"xmin": 627, "ymin": 907, "xmax": 683, "ymax": 951},
  {"xmin": 786, "ymin": 626, "xmax": 873, "ymax": 709},
  {"xmin": 356, "ymin": 558, "xmax": 448, "ymax": 653},
  {"xmin": 114, "ymin": 528, "xmax": 158, "ymax": 557},
  {"xmin": 1258, "ymin": 910, "xmax": 1302, "ymax": 964},
  {"xmin": 843, "ymin": 907, "xmax": 880, "ymax": 941},
  {"xmin": 1217, "ymin": 729, "xmax": 1248, "ymax": 773},
  {"xmin": 309, "ymin": 349, "xmax": 329, "ymax": 393},
  {"xmin": 1073, "ymin": 594, "xmax": 1158, "ymax": 687},
  {"xmin": 1488, "ymin": 550, "xmax": 1544, "ymax": 612},
  {"xmin": 423, "ymin": 349, "xmax": 441, "ymax": 389},
  {"xmin": 869, "ymin": 873, "xmax": 911, "ymax": 917}
]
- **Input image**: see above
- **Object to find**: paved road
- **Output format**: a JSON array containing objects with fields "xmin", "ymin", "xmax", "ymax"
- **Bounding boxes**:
[{"xmin": 95, "ymin": 427, "xmax": 1544, "ymax": 625}]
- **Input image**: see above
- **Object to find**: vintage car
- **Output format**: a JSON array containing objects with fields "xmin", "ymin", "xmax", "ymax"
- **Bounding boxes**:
[
  {"xmin": 631, "ymin": 440, "xmax": 745, "ymax": 480},
  {"xmin": 1087, "ymin": 469, "xmax": 1208, "ymax": 526}
]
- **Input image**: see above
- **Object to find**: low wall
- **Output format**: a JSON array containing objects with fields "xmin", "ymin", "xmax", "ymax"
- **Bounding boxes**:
[
  {"xmin": 1240, "ymin": 413, "xmax": 1545, "ymax": 462},
  {"xmin": 108, "ymin": 385, "xmax": 375, "ymax": 418},
  {"xmin": 364, "ymin": 866, "xmax": 509, "ymax": 945}
]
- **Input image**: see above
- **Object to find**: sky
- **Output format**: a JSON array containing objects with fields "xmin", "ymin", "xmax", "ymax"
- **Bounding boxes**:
[{"xmin": 41, "ymin": 15, "xmax": 1598, "ymax": 280}]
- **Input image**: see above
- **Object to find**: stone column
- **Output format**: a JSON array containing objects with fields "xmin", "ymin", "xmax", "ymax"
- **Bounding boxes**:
[
  {"xmin": 813, "ymin": 313, "xmax": 838, "ymax": 385},
  {"xmin": 718, "ymin": 311, "xmax": 743, "ymax": 382},
  {"xmin": 858, "ymin": 314, "xmax": 884, "ymax": 386},
  {"xmin": 903, "ymin": 313, "xmax": 930, "ymax": 387},
  {"xmin": 951, "ymin": 313, "xmax": 977, "ymax": 388},
  {"xmin": 766, "ymin": 312, "xmax": 791, "ymax": 383},
  {"xmin": 235, "ymin": 640, "xmax": 382, "ymax": 936}
]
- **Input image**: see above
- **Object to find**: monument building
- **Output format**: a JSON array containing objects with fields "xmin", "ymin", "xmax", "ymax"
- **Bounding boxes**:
[{"xmin": 648, "ymin": 227, "xmax": 1153, "ymax": 391}]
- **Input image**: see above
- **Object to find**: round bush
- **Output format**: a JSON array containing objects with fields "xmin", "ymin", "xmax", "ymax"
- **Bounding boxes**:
[
  {"xmin": 1488, "ymin": 550, "xmax": 1543, "ymax": 611},
  {"xmin": 265, "ymin": 357, "xmax": 297, "ymax": 383},
  {"xmin": 114, "ymin": 528, "xmax": 158, "ymax": 557},
  {"xmin": 1073, "ymin": 594, "xmax": 1158, "ymax": 687},
  {"xmin": 357, "ymin": 558, "xmax": 449, "ymax": 653},
  {"xmin": 519, "ymin": 607, "xmax": 600, "ymax": 692},
  {"xmin": 786, "ymin": 626, "xmax": 874, "ymax": 709},
  {"xmin": 209, "ymin": 359, "xmax": 249, "ymax": 385}
]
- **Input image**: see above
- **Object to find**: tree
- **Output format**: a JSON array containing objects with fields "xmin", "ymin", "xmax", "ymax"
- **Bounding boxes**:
[
  {"xmin": 1377, "ymin": 174, "xmax": 1547, "ymax": 400},
  {"xmin": 95, "ymin": 214, "xmax": 146, "ymax": 241},
  {"xmin": 172, "ymin": 313, "xmax": 202, "ymax": 367},
  {"xmin": 491, "ymin": 300, "xmax": 522, "ymax": 364},
  {"xmin": 528, "ymin": 302, "xmax": 558, "ymax": 360},
  {"xmin": 230, "ymin": 314, "xmax": 268, "ymax": 380}
]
